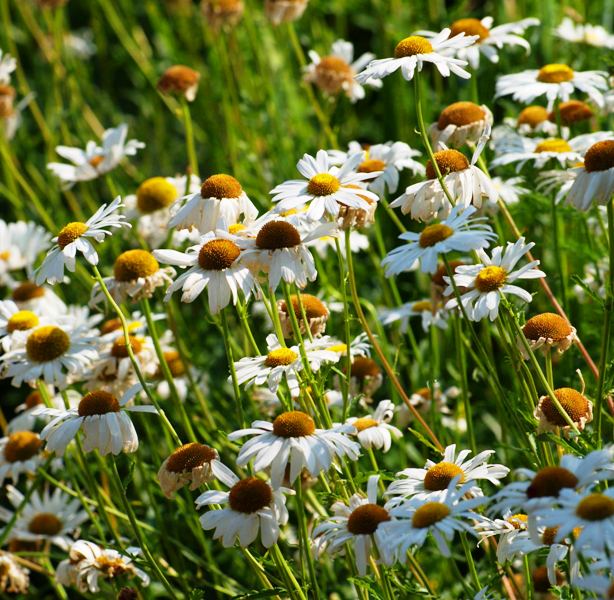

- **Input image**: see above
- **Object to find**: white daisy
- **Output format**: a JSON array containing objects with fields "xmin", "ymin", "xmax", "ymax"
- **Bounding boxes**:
[
  {"xmin": 555, "ymin": 17, "xmax": 614, "ymax": 49},
  {"xmin": 380, "ymin": 299, "xmax": 449, "ymax": 333},
  {"xmin": 0, "ymin": 49, "xmax": 17, "ymax": 83},
  {"xmin": 499, "ymin": 105, "xmax": 559, "ymax": 136},
  {"xmin": 228, "ymin": 410, "xmax": 360, "ymax": 488},
  {"xmin": 36, "ymin": 385, "xmax": 157, "ymax": 456},
  {"xmin": 346, "ymin": 400, "xmax": 402, "ymax": 452},
  {"xmin": 168, "ymin": 173, "xmax": 258, "ymax": 234},
  {"xmin": 495, "ymin": 64, "xmax": 609, "ymax": 110},
  {"xmin": 396, "ymin": 383, "xmax": 458, "ymax": 429},
  {"xmin": 195, "ymin": 473, "xmax": 293, "ymax": 548},
  {"xmin": 271, "ymin": 150, "xmax": 380, "ymax": 221},
  {"xmin": 429, "ymin": 101, "xmax": 494, "ymax": 149},
  {"xmin": 566, "ymin": 139, "xmax": 614, "ymax": 210},
  {"xmin": 0, "ymin": 485, "xmax": 89, "ymax": 551},
  {"xmin": 486, "ymin": 176, "xmax": 528, "ymax": 210},
  {"xmin": 386, "ymin": 444, "xmax": 509, "ymax": 504},
  {"xmin": 9, "ymin": 280, "xmax": 67, "ymax": 316},
  {"xmin": 47, "ymin": 124, "xmax": 144, "ymax": 188},
  {"xmin": 312, "ymin": 475, "xmax": 393, "ymax": 576},
  {"xmin": 0, "ymin": 551, "xmax": 29, "ymax": 595},
  {"xmin": 0, "ymin": 431, "xmax": 46, "ymax": 484},
  {"xmin": 7, "ymin": 387, "xmax": 80, "ymax": 433},
  {"xmin": 304, "ymin": 39, "xmax": 382, "ymax": 102},
  {"xmin": 312, "ymin": 229, "xmax": 369, "ymax": 257},
  {"xmin": 537, "ymin": 169, "xmax": 577, "ymax": 205},
  {"xmin": 0, "ymin": 220, "xmax": 51, "ymax": 285},
  {"xmin": 277, "ymin": 292, "xmax": 330, "ymax": 338},
  {"xmin": 0, "ymin": 300, "xmax": 46, "ymax": 352},
  {"xmin": 355, "ymin": 29, "xmax": 478, "ymax": 83},
  {"xmin": 35, "ymin": 197, "xmax": 131, "ymax": 285},
  {"xmin": 264, "ymin": 0, "xmax": 308, "ymax": 25},
  {"xmin": 444, "ymin": 238, "xmax": 546, "ymax": 321},
  {"xmin": 572, "ymin": 556, "xmax": 614, "ymax": 599},
  {"xmin": 382, "ymin": 205, "xmax": 496, "ymax": 275}
]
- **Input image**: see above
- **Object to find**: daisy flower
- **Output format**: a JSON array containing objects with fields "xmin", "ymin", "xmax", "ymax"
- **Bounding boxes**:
[
  {"xmin": 47, "ymin": 124, "xmax": 144, "ymax": 188},
  {"xmin": 0, "ymin": 300, "xmax": 46, "ymax": 351},
  {"xmin": 572, "ymin": 556, "xmax": 614, "ymax": 599},
  {"xmin": 271, "ymin": 150, "xmax": 380, "ymax": 221},
  {"xmin": 313, "ymin": 475, "xmax": 393, "ymax": 576},
  {"xmin": 502, "ymin": 105, "xmax": 559, "ymax": 136},
  {"xmin": 380, "ymin": 478, "xmax": 490, "ymax": 559},
  {"xmin": 380, "ymin": 299, "xmax": 449, "ymax": 333},
  {"xmin": 0, "ymin": 431, "xmax": 46, "ymax": 484},
  {"xmin": 0, "ymin": 220, "xmax": 51, "ymax": 285},
  {"xmin": 382, "ymin": 205, "xmax": 496, "ymax": 275},
  {"xmin": 196, "ymin": 474, "xmax": 292, "ymax": 548},
  {"xmin": 537, "ymin": 168, "xmax": 577, "ymax": 205},
  {"xmin": 534, "ymin": 387, "xmax": 593, "ymax": 434},
  {"xmin": 430, "ymin": 101, "xmax": 494, "ymax": 149},
  {"xmin": 56, "ymin": 539, "xmax": 149, "ymax": 594},
  {"xmin": 485, "ymin": 176, "xmax": 528, "ymax": 211},
  {"xmin": 495, "ymin": 64, "xmax": 609, "ymax": 110},
  {"xmin": 7, "ymin": 387, "xmax": 80, "ymax": 433},
  {"xmin": 444, "ymin": 238, "xmax": 546, "ymax": 322},
  {"xmin": 35, "ymin": 197, "xmax": 130, "ymax": 285},
  {"xmin": 168, "ymin": 173, "xmax": 258, "ymax": 234},
  {"xmin": 157, "ymin": 65, "xmax": 200, "ymax": 101},
  {"xmin": 395, "ymin": 383, "xmax": 458, "ymax": 429},
  {"xmin": 264, "ymin": 0, "xmax": 308, "ymax": 25},
  {"xmin": 386, "ymin": 444, "xmax": 509, "ymax": 504},
  {"xmin": 157, "ymin": 442, "xmax": 236, "ymax": 498},
  {"xmin": 355, "ymin": 29, "xmax": 478, "ymax": 84},
  {"xmin": 228, "ymin": 410, "xmax": 360, "ymax": 488},
  {"xmin": 36, "ymin": 385, "xmax": 157, "ymax": 456},
  {"xmin": 304, "ymin": 39, "xmax": 382, "ymax": 102},
  {"xmin": 0, "ymin": 49, "xmax": 17, "ymax": 83},
  {"xmin": 313, "ymin": 229, "xmax": 369, "ymax": 257},
  {"xmin": 9, "ymin": 280, "xmax": 66, "ymax": 316},
  {"xmin": 566, "ymin": 139, "xmax": 614, "ymax": 211},
  {"xmin": 521, "ymin": 312, "xmax": 577, "ymax": 357},
  {"xmin": 390, "ymin": 133, "xmax": 498, "ymax": 222},
  {"xmin": 555, "ymin": 17, "xmax": 614, "ymax": 49},
  {"xmin": 346, "ymin": 400, "xmax": 402, "ymax": 452},
  {"xmin": 0, "ymin": 485, "xmax": 89, "ymax": 551},
  {"xmin": 277, "ymin": 292, "xmax": 330, "ymax": 338},
  {"xmin": 0, "ymin": 551, "xmax": 29, "ymax": 595}
]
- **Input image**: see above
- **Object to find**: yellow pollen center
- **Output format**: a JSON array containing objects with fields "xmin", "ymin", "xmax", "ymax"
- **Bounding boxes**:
[
  {"xmin": 394, "ymin": 36, "xmax": 433, "ymax": 58},
  {"xmin": 426, "ymin": 149, "xmax": 470, "ymax": 179},
  {"xmin": 264, "ymin": 348, "xmax": 299, "ymax": 368},
  {"xmin": 438, "ymin": 101, "xmax": 486, "ymax": 129},
  {"xmin": 508, "ymin": 514, "xmax": 528, "ymax": 529},
  {"xmin": 95, "ymin": 555, "xmax": 131, "ymax": 578},
  {"xmin": 136, "ymin": 177, "xmax": 178, "ymax": 213},
  {"xmin": 113, "ymin": 250, "xmax": 160, "ymax": 282},
  {"xmin": 584, "ymin": 140, "xmax": 614, "ymax": 173},
  {"xmin": 26, "ymin": 325, "xmax": 70, "ymax": 362},
  {"xmin": 7, "ymin": 310, "xmax": 39, "ymax": 332},
  {"xmin": 347, "ymin": 504, "xmax": 390, "ymax": 535},
  {"xmin": 424, "ymin": 462, "xmax": 465, "ymax": 491},
  {"xmin": 352, "ymin": 417, "xmax": 379, "ymax": 432},
  {"xmin": 281, "ymin": 294, "xmax": 328, "ymax": 320},
  {"xmin": 4, "ymin": 431, "xmax": 42, "ymax": 463},
  {"xmin": 328, "ymin": 343, "xmax": 347, "ymax": 353},
  {"xmin": 166, "ymin": 442, "xmax": 217, "ymax": 473},
  {"xmin": 198, "ymin": 239, "xmax": 241, "ymax": 271},
  {"xmin": 412, "ymin": 301, "xmax": 434, "ymax": 312},
  {"xmin": 307, "ymin": 173, "xmax": 341, "ymax": 196},
  {"xmin": 0, "ymin": 250, "xmax": 10, "ymax": 261},
  {"xmin": 358, "ymin": 159, "xmax": 386, "ymax": 173},
  {"xmin": 201, "ymin": 174, "xmax": 243, "ymax": 199},
  {"xmin": 163, "ymin": 350, "xmax": 186, "ymax": 377},
  {"xmin": 450, "ymin": 18, "xmax": 490, "ymax": 41},
  {"xmin": 575, "ymin": 494, "xmax": 614, "ymax": 521},
  {"xmin": 419, "ymin": 224, "xmax": 454, "ymax": 248},
  {"xmin": 256, "ymin": 220, "xmax": 301, "ymax": 250},
  {"xmin": 11, "ymin": 282, "xmax": 45, "ymax": 302},
  {"xmin": 517, "ymin": 105, "xmax": 549, "ymax": 128},
  {"xmin": 57, "ymin": 222, "xmax": 88, "ymax": 250},
  {"xmin": 111, "ymin": 335, "xmax": 143, "ymax": 358},
  {"xmin": 272, "ymin": 410, "xmax": 316, "ymax": 437},
  {"xmin": 89, "ymin": 155, "xmax": 105, "ymax": 169},
  {"xmin": 474, "ymin": 265, "xmax": 507, "ymax": 293},
  {"xmin": 28, "ymin": 513, "xmax": 63, "ymax": 536},
  {"xmin": 78, "ymin": 390, "xmax": 121, "ymax": 416},
  {"xmin": 228, "ymin": 223, "xmax": 246, "ymax": 234},
  {"xmin": 534, "ymin": 138, "xmax": 572, "ymax": 154},
  {"xmin": 412, "ymin": 502, "xmax": 451, "ymax": 528},
  {"xmin": 541, "ymin": 388, "xmax": 590, "ymax": 426},
  {"xmin": 523, "ymin": 313, "xmax": 573, "ymax": 342},
  {"xmin": 228, "ymin": 477, "xmax": 273, "ymax": 513},
  {"xmin": 526, "ymin": 466, "xmax": 579, "ymax": 499},
  {"xmin": 537, "ymin": 64, "xmax": 574, "ymax": 83}
]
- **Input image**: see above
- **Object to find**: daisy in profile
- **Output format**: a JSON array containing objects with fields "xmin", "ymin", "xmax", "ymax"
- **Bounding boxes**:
[
  {"xmin": 1, "ymin": 485, "xmax": 89, "ymax": 551},
  {"xmin": 355, "ymin": 29, "xmax": 478, "ymax": 83},
  {"xmin": 7, "ymin": 387, "xmax": 79, "ymax": 433},
  {"xmin": 277, "ymin": 292, "xmax": 330, "ymax": 338},
  {"xmin": 386, "ymin": 444, "xmax": 509, "ymax": 504},
  {"xmin": 390, "ymin": 133, "xmax": 498, "ymax": 221},
  {"xmin": 0, "ymin": 551, "xmax": 29, "ymax": 595},
  {"xmin": 47, "ymin": 124, "xmax": 144, "ymax": 188},
  {"xmin": 0, "ymin": 49, "xmax": 16, "ymax": 83},
  {"xmin": 154, "ymin": 230, "xmax": 254, "ymax": 312},
  {"xmin": 566, "ymin": 139, "xmax": 614, "ymax": 210},
  {"xmin": 169, "ymin": 173, "xmax": 258, "ymax": 234},
  {"xmin": 444, "ymin": 238, "xmax": 545, "ymax": 322},
  {"xmin": 271, "ymin": 150, "xmax": 380, "ymax": 221},
  {"xmin": 521, "ymin": 312, "xmax": 576, "ymax": 356},
  {"xmin": 264, "ymin": 0, "xmax": 308, "ymax": 25},
  {"xmin": 503, "ymin": 105, "xmax": 558, "ymax": 136},
  {"xmin": 36, "ymin": 385, "xmax": 157, "ymax": 456},
  {"xmin": 429, "ymin": 101, "xmax": 493, "ymax": 149},
  {"xmin": 304, "ymin": 39, "xmax": 382, "ymax": 102},
  {"xmin": 157, "ymin": 441, "xmax": 235, "ymax": 498},
  {"xmin": 485, "ymin": 176, "xmax": 528, "ymax": 211},
  {"xmin": 196, "ymin": 474, "xmax": 292, "ymax": 548},
  {"xmin": 555, "ymin": 17, "xmax": 614, "ymax": 49},
  {"xmin": 380, "ymin": 299, "xmax": 449, "ymax": 333},
  {"xmin": 396, "ymin": 383, "xmax": 459, "ymax": 429},
  {"xmin": 382, "ymin": 205, "xmax": 496, "ymax": 276},
  {"xmin": 0, "ymin": 220, "xmax": 51, "ymax": 285},
  {"xmin": 495, "ymin": 64, "xmax": 609, "ymax": 110},
  {"xmin": 345, "ymin": 400, "xmax": 402, "ymax": 452},
  {"xmin": 0, "ymin": 430, "xmax": 45, "ymax": 484},
  {"xmin": 313, "ymin": 475, "xmax": 393, "ymax": 576},
  {"xmin": 534, "ymin": 386, "xmax": 593, "ymax": 434},
  {"xmin": 9, "ymin": 280, "xmax": 66, "ymax": 316},
  {"xmin": 157, "ymin": 64, "xmax": 200, "ymax": 101},
  {"xmin": 229, "ymin": 410, "xmax": 360, "ymax": 488},
  {"xmin": 35, "ymin": 197, "xmax": 130, "ymax": 285}
]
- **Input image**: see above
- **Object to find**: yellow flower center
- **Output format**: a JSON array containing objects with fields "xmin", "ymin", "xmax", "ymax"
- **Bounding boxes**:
[
  {"xmin": 575, "ymin": 493, "xmax": 614, "ymax": 521},
  {"xmin": 526, "ymin": 466, "xmax": 578, "ymax": 499},
  {"xmin": 228, "ymin": 223, "xmax": 246, "ymax": 235},
  {"xmin": 523, "ymin": 313, "xmax": 573, "ymax": 342},
  {"xmin": 412, "ymin": 301, "xmax": 434, "ymax": 312},
  {"xmin": 313, "ymin": 56, "xmax": 354, "ymax": 94},
  {"xmin": 540, "ymin": 388, "xmax": 590, "ymax": 426},
  {"xmin": 394, "ymin": 36, "xmax": 433, "ymax": 58},
  {"xmin": 28, "ymin": 513, "xmax": 63, "ymax": 536},
  {"xmin": 508, "ymin": 514, "xmax": 528, "ymax": 530},
  {"xmin": 425, "ymin": 149, "xmax": 470, "ymax": 179},
  {"xmin": 78, "ymin": 390, "xmax": 121, "ymax": 416},
  {"xmin": 264, "ymin": 348, "xmax": 299, "ymax": 368},
  {"xmin": 437, "ymin": 101, "xmax": 486, "ymax": 129},
  {"xmin": 26, "ymin": 325, "xmax": 70, "ymax": 362},
  {"xmin": 7, "ymin": 310, "xmax": 39, "ymax": 333},
  {"xmin": 136, "ymin": 177, "xmax": 178, "ymax": 213},
  {"xmin": 100, "ymin": 317, "xmax": 142, "ymax": 335},
  {"xmin": 353, "ymin": 417, "xmax": 379, "ymax": 432},
  {"xmin": 200, "ymin": 174, "xmax": 243, "ymax": 200},
  {"xmin": 95, "ymin": 555, "xmax": 132, "ymax": 578},
  {"xmin": 536, "ymin": 64, "xmax": 574, "ymax": 83},
  {"xmin": 350, "ymin": 356, "xmax": 381, "ymax": 380},
  {"xmin": 534, "ymin": 138, "xmax": 572, "ymax": 154},
  {"xmin": 419, "ymin": 224, "xmax": 454, "ymax": 248},
  {"xmin": 517, "ymin": 105, "xmax": 549, "ymax": 128},
  {"xmin": 4, "ymin": 431, "xmax": 43, "ymax": 463},
  {"xmin": 228, "ymin": 477, "xmax": 273, "ymax": 513},
  {"xmin": 307, "ymin": 173, "xmax": 341, "ymax": 197},
  {"xmin": 450, "ymin": 18, "xmax": 490, "ymax": 41},
  {"xmin": 347, "ymin": 504, "xmax": 390, "ymax": 534},
  {"xmin": 272, "ymin": 410, "xmax": 315, "ymax": 437},
  {"xmin": 166, "ymin": 442, "xmax": 217, "ymax": 473},
  {"xmin": 256, "ymin": 221, "xmax": 301, "ymax": 250},
  {"xmin": 111, "ymin": 335, "xmax": 143, "ymax": 358},
  {"xmin": 328, "ymin": 343, "xmax": 348, "ymax": 354},
  {"xmin": 57, "ymin": 222, "xmax": 88, "ymax": 250},
  {"xmin": 11, "ymin": 281, "xmax": 45, "ymax": 302},
  {"xmin": 280, "ymin": 294, "xmax": 328, "ymax": 320},
  {"xmin": 412, "ymin": 502, "xmax": 450, "ymax": 528},
  {"xmin": 358, "ymin": 159, "xmax": 386, "ymax": 173},
  {"xmin": 474, "ymin": 265, "xmax": 507, "ymax": 293},
  {"xmin": 113, "ymin": 250, "xmax": 159, "ymax": 282},
  {"xmin": 163, "ymin": 350, "xmax": 186, "ymax": 377},
  {"xmin": 424, "ymin": 461, "xmax": 465, "ymax": 491},
  {"xmin": 198, "ymin": 239, "xmax": 241, "ymax": 270},
  {"xmin": 89, "ymin": 155, "xmax": 105, "ymax": 169},
  {"xmin": 584, "ymin": 140, "xmax": 614, "ymax": 173}
]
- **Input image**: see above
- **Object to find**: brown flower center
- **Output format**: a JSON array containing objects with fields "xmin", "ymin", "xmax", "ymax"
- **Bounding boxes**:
[
  {"xmin": 412, "ymin": 502, "xmax": 450, "ymax": 528},
  {"xmin": 111, "ymin": 335, "xmax": 143, "ymax": 358},
  {"xmin": 4, "ymin": 431, "xmax": 42, "ymax": 463},
  {"xmin": 272, "ymin": 410, "xmax": 315, "ymax": 437},
  {"xmin": 575, "ymin": 493, "xmax": 614, "ymax": 521},
  {"xmin": 25, "ymin": 390, "xmax": 43, "ymax": 409},
  {"xmin": 113, "ymin": 250, "xmax": 159, "ymax": 282},
  {"xmin": 394, "ymin": 36, "xmax": 433, "ymax": 58},
  {"xmin": 424, "ymin": 462, "xmax": 465, "ymax": 491},
  {"xmin": 57, "ymin": 222, "xmax": 88, "ymax": 250},
  {"xmin": 136, "ymin": 177, "xmax": 178, "ymax": 214},
  {"xmin": 517, "ymin": 105, "xmax": 549, "ymax": 128},
  {"xmin": 534, "ymin": 138, "xmax": 572, "ymax": 154},
  {"xmin": 419, "ymin": 224, "xmax": 454, "ymax": 248},
  {"xmin": 166, "ymin": 442, "xmax": 217, "ymax": 473},
  {"xmin": 437, "ymin": 101, "xmax": 486, "ymax": 129},
  {"xmin": 201, "ymin": 174, "xmax": 243, "ymax": 199},
  {"xmin": 350, "ymin": 356, "xmax": 381, "ymax": 380},
  {"xmin": 358, "ymin": 159, "xmax": 386, "ymax": 173},
  {"xmin": 314, "ymin": 56, "xmax": 354, "ymax": 94},
  {"xmin": 157, "ymin": 65, "xmax": 200, "ymax": 95},
  {"xmin": 541, "ymin": 526, "xmax": 559, "ymax": 546},
  {"xmin": 425, "ymin": 149, "xmax": 470, "ymax": 179},
  {"xmin": 550, "ymin": 100, "xmax": 593, "ymax": 125},
  {"xmin": 228, "ymin": 477, "xmax": 273, "ymax": 513},
  {"xmin": 78, "ymin": 390, "xmax": 121, "ymax": 416},
  {"xmin": 526, "ymin": 466, "xmax": 578, "ymax": 499},
  {"xmin": 197, "ymin": 239, "xmax": 241, "ymax": 271},
  {"xmin": 353, "ymin": 417, "xmax": 379, "ymax": 432},
  {"xmin": 26, "ymin": 326, "xmax": 70, "ymax": 362},
  {"xmin": 11, "ymin": 282, "xmax": 45, "ymax": 302},
  {"xmin": 450, "ymin": 18, "xmax": 490, "ymax": 41},
  {"xmin": 7, "ymin": 310, "xmax": 39, "ymax": 332},
  {"xmin": 584, "ymin": 140, "xmax": 614, "ymax": 173},
  {"xmin": 474, "ymin": 265, "xmax": 507, "ymax": 293},
  {"xmin": 537, "ymin": 64, "xmax": 574, "ymax": 83},
  {"xmin": 432, "ymin": 260, "xmax": 464, "ymax": 287},
  {"xmin": 28, "ymin": 513, "xmax": 63, "ymax": 536},
  {"xmin": 347, "ymin": 504, "xmax": 390, "ymax": 534},
  {"xmin": 533, "ymin": 566, "xmax": 564, "ymax": 593},
  {"xmin": 523, "ymin": 313, "xmax": 573, "ymax": 342},
  {"xmin": 256, "ymin": 221, "xmax": 301, "ymax": 250},
  {"xmin": 540, "ymin": 388, "xmax": 590, "ymax": 426},
  {"xmin": 307, "ymin": 173, "xmax": 341, "ymax": 196}
]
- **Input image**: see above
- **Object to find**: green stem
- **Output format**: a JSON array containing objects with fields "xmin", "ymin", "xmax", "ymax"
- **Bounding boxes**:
[
  {"xmin": 220, "ymin": 309, "xmax": 246, "ymax": 428},
  {"xmin": 181, "ymin": 97, "xmax": 199, "ymax": 192},
  {"xmin": 294, "ymin": 482, "xmax": 320, "ymax": 598}
]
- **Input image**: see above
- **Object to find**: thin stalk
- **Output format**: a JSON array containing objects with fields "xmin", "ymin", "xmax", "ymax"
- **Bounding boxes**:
[
  {"xmin": 220, "ymin": 309, "xmax": 246, "ymax": 428},
  {"xmin": 336, "ymin": 235, "xmax": 353, "ymax": 420},
  {"xmin": 460, "ymin": 532, "xmax": 481, "ymax": 591},
  {"xmin": 294, "ymin": 482, "xmax": 320, "ymax": 598},
  {"xmin": 181, "ymin": 97, "xmax": 199, "ymax": 192},
  {"xmin": 270, "ymin": 543, "xmax": 308, "ymax": 600}
]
